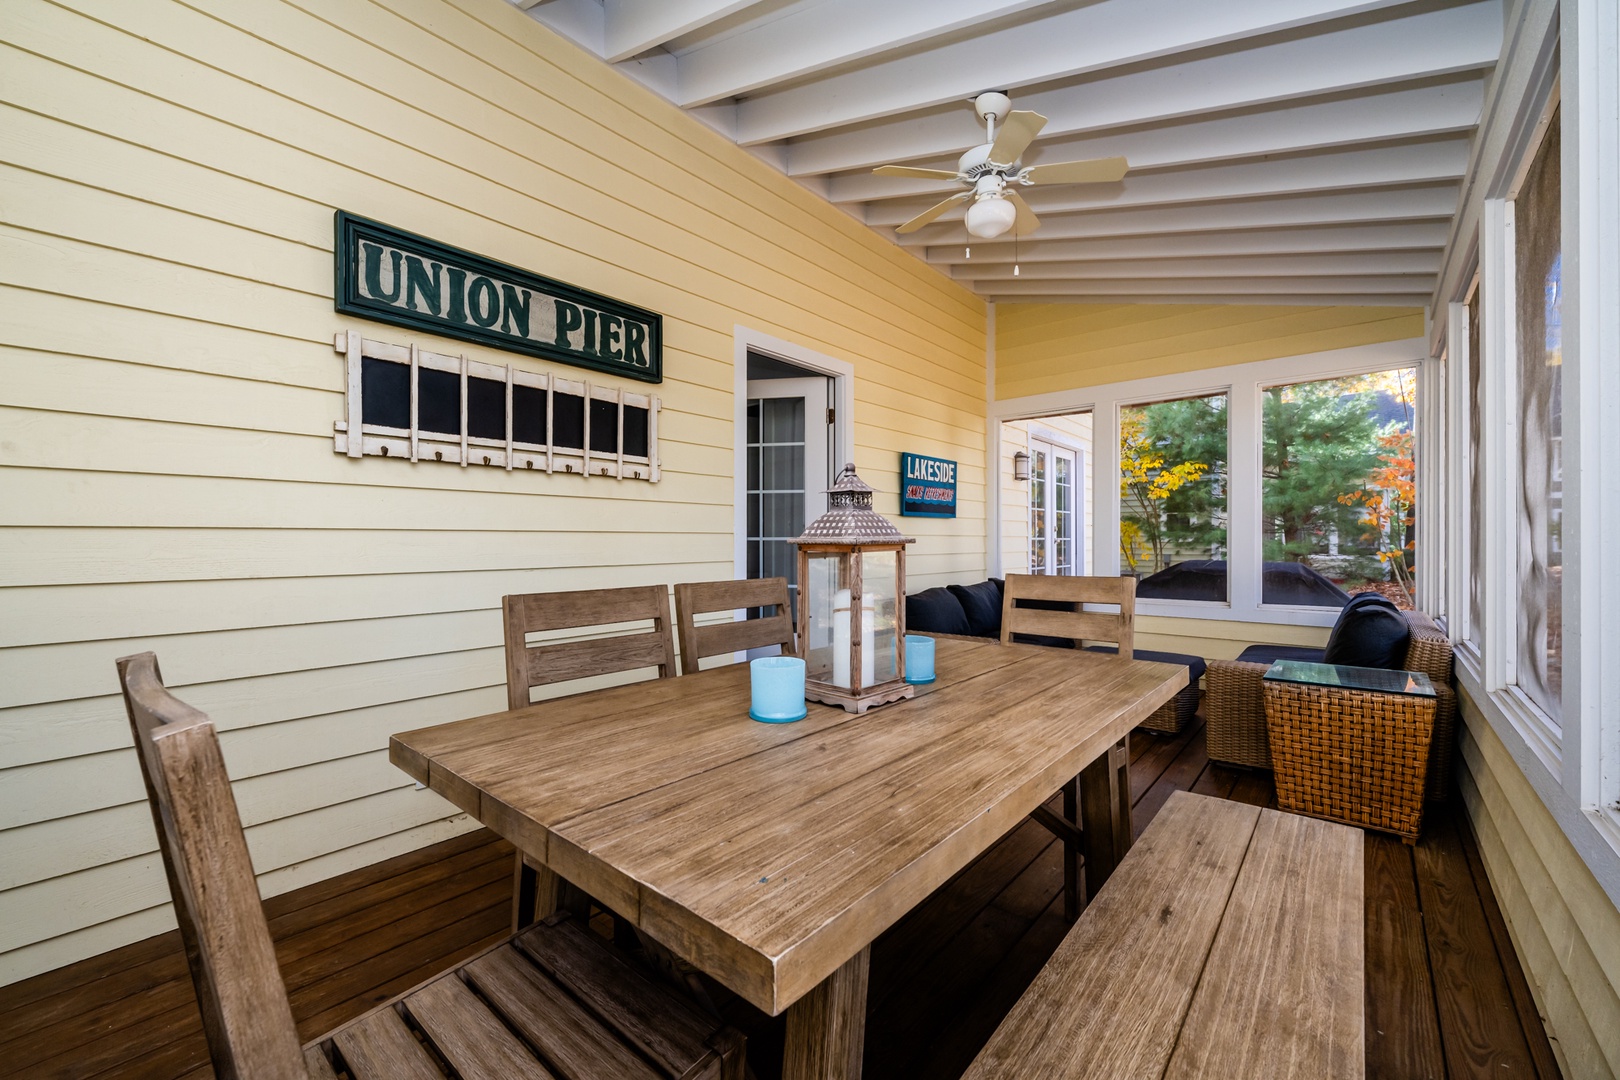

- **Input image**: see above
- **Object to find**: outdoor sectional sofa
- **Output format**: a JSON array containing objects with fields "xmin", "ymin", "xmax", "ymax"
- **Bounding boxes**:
[{"xmin": 905, "ymin": 578, "xmax": 1206, "ymax": 736}]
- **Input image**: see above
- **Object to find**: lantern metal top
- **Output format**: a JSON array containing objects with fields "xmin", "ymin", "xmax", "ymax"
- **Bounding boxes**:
[{"xmin": 795, "ymin": 464, "xmax": 914, "ymax": 545}]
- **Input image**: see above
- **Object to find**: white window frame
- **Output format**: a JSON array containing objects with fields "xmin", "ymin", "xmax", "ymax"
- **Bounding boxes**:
[
  {"xmin": 1438, "ymin": 0, "xmax": 1620, "ymax": 898},
  {"xmin": 991, "ymin": 337, "xmax": 1430, "ymax": 627}
]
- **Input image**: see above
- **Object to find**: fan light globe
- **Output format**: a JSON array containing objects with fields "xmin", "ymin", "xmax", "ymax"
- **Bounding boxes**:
[{"xmin": 964, "ymin": 196, "xmax": 1017, "ymax": 239}]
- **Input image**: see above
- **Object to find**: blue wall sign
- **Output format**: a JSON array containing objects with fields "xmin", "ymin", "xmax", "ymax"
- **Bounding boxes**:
[{"xmin": 901, "ymin": 453, "xmax": 958, "ymax": 518}]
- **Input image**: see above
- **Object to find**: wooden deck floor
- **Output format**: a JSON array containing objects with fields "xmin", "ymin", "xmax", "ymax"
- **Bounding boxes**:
[{"xmin": 0, "ymin": 706, "xmax": 1562, "ymax": 1079}]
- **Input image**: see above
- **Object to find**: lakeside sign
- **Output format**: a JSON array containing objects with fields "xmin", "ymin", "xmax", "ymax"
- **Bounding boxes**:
[
  {"xmin": 334, "ymin": 212, "xmax": 662, "ymax": 383},
  {"xmin": 901, "ymin": 452, "xmax": 958, "ymax": 518}
]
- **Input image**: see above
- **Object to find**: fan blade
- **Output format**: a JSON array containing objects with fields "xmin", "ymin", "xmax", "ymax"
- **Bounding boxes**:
[
  {"xmin": 1022, "ymin": 156, "xmax": 1129, "ymax": 186},
  {"xmin": 896, "ymin": 191, "xmax": 971, "ymax": 234},
  {"xmin": 873, "ymin": 165, "xmax": 963, "ymax": 180},
  {"xmin": 1005, "ymin": 191, "xmax": 1041, "ymax": 237},
  {"xmin": 988, "ymin": 110, "xmax": 1047, "ymax": 166}
]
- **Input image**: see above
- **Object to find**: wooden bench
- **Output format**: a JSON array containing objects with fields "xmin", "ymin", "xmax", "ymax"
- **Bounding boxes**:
[{"xmin": 962, "ymin": 790, "xmax": 1365, "ymax": 1079}]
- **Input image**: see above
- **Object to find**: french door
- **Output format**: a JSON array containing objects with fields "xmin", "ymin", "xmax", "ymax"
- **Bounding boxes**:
[
  {"xmin": 1029, "ymin": 439, "xmax": 1083, "ymax": 575},
  {"xmin": 746, "ymin": 377, "xmax": 831, "ymax": 622}
]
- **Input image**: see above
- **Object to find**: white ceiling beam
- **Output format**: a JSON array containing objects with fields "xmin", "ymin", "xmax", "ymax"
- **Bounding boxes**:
[
  {"xmin": 952, "ymin": 252, "xmax": 1443, "ymax": 281},
  {"xmin": 736, "ymin": 0, "xmax": 1431, "ymax": 142},
  {"xmin": 983, "ymin": 292, "xmax": 1433, "ymax": 306},
  {"xmin": 671, "ymin": 0, "xmax": 1062, "ymax": 107},
  {"xmin": 782, "ymin": 1, "xmax": 1500, "ymax": 174},
  {"xmin": 896, "ymin": 186, "xmax": 1459, "ymax": 246},
  {"xmin": 833, "ymin": 77, "xmax": 1484, "ymax": 204},
  {"xmin": 924, "ymin": 223, "xmax": 1452, "ymax": 264},
  {"xmin": 599, "ymin": 0, "xmax": 766, "ymax": 62},
  {"xmin": 980, "ymin": 275, "xmax": 1434, "ymax": 296},
  {"xmin": 868, "ymin": 140, "xmax": 1469, "ymax": 227}
]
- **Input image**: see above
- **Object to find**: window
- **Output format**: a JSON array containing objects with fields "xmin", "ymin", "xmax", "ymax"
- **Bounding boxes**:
[
  {"xmin": 1120, "ymin": 393, "xmax": 1228, "ymax": 602},
  {"xmin": 335, "ymin": 332, "xmax": 659, "ymax": 480},
  {"xmin": 1467, "ymin": 285, "xmax": 1483, "ymax": 645},
  {"xmin": 1260, "ymin": 370, "xmax": 1417, "ymax": 608},
  {"xmin": 1512, "ymin": 110, "xmax": 1563, "ymax": 722}
]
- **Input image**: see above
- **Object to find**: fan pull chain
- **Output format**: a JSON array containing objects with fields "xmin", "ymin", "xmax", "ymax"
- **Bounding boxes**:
[{"xmin": 1014, "ymin": 231, "xmax": 1020, "ymax": 277}]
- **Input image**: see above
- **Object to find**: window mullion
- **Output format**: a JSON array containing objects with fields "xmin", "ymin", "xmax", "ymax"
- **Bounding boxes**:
[
  {"xmin": 1482, "ymin": 198, "xmax": 1518, "ymax": 694},
  {"xmin": 1227, "ymin": 380, "xmax": 1261, "ymax": 616}
]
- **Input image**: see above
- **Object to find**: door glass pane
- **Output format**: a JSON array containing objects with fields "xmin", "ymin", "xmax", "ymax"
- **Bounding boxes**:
[
  {"xmin": 1514, "ymin": 111, "xmax": 1562, "ymax": 721},
  {"xmin": 1029, "ymin": 449, "xmax": 1048, "ymax": 574},
  {"xmin": 1053, "ymin": 452, "xmax": 1075, "ymax": 574},
  {"xmin": 1260, "ymin": 370, "xmax": 1417, "ymax": 608},
  {"xmin": 1121, "ymin": 394, "xmax": 1228, "ymax": 600},
  {"xmin": 749, "ymin": 397, "xmax": 808, "ymax": 622}
]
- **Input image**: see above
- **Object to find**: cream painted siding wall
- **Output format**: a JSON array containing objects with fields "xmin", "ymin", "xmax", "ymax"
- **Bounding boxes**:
[
  {"xmin": 996, "ymin": 302, "xmax": 1424, "ymax": 397},
  {"xmin": 0, "ymin": 0, "xmax": 985, "ymax": 983},
  {"xmin": 1457, "ymin": 697, "xmax": 1620, "ymax": 1078}
]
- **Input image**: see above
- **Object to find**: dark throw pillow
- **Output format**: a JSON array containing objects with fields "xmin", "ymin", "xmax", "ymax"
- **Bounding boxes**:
[
  {"xmin": 948, "ymin": 580, "xmax": 1004, "ymax": 638},
  {"xmin": 906, "ymin": 587, "xmax": 971, "ymax": 636},
  {"xmin": 1321, "ymin": 593, "xmax": 1410, "ymax": 669}
]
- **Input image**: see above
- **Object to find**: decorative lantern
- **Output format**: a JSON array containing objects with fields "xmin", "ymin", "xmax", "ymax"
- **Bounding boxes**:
[{"xmin": 794, "ymin": 464, "xmax": 915, "ymax": 714}]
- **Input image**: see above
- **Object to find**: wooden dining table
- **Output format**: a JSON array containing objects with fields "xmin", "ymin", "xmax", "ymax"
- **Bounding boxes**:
[{"xmin": 390, "ymin": 635, "xmax": 1187, "ymax": 1080}]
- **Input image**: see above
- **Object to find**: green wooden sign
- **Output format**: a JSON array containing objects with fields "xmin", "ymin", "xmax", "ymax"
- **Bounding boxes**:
[{"xmin": 334, "ymin": 212, "xmax": 662, "ymax": 383}]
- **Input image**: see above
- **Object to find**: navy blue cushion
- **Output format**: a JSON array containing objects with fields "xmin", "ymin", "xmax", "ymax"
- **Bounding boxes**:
[
  {"xmin": 1321, "ymin": 592, "xmax": 1410, "ymax": 669},
  {"xmin": 1083, "ymin": 645, "xmax": 1206, "ymax": 685},
  {"xmin": 948, "ymin": 580, "xmax": 1004, "ymax": 638},
  {"xmin": 906, "ymin": 587, "xmax": 971, "ymax": 636},
  {"xmin": 1235, "ymin": 644, "xmax": 1328, "ymax": 666}
]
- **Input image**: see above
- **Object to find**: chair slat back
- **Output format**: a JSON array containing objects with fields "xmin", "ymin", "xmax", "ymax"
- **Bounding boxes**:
[
  {"xmin": 116, "ymin": 652, "xmax": 305, "ymax": 1080},
  {"xmin": 1000, "ymin": 574, "xmax": 1137, "ymax": 658},
  {"xmin": 502, "ymin": 585, "xmax": 677, "ymax": 709},
  {"xmin": 673, "ymin": 577, "xmax": 795, "ymax": 674}
]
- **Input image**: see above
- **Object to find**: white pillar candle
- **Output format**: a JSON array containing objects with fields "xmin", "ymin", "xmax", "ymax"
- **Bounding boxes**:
[{"xmin": 832, "ymin": 588, "xmax": 852, "ymax": 689}]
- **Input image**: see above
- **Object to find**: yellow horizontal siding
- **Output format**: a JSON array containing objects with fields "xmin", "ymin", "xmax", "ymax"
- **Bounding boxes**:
[
  {"xmin": 0, "ymin": 0, "xmax": 987, "ymax": 984},
  {"xmin": 995, "ymin": 302, "xmax": 1425, "ymax": 398},
  {"xmin": 1458, "ymin": 701, "xmax": 1620, "ymax": 1080}
]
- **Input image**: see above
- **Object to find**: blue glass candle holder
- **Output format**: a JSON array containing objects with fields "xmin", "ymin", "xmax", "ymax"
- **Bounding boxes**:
[
  {"xmin": 749, "ymin": 656, "xmax": 808, "ymax": 723},
  {"xmin": 904, "ymin": 635, "xmax": 936, "ymax": 684}
]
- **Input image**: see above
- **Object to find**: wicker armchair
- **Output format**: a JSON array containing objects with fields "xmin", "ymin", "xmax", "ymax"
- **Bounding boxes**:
[{"xmin": 1205, "ymin": 609, "xmax": 1456, "ymax": 801}]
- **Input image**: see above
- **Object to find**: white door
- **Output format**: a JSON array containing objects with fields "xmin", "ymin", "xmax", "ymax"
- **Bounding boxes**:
[
  {"xmin": 746, "ymin": 377, "xmax": 831, "ymax": 621},
  {"xmin": 1029, "ymin": 439, "xmax": 1083, "ymax": 575}
]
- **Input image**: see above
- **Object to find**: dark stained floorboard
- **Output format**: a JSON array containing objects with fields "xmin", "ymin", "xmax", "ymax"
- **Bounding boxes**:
[{"xmin": 0, "ymin": 705, "xmax": 1562, "ymax": 1080}]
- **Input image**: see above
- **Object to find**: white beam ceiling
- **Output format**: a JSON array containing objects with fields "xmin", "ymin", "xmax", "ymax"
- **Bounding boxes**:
[{"xmin": 517, "ymin": 0, "xmax": 1503, "ymax": 306}]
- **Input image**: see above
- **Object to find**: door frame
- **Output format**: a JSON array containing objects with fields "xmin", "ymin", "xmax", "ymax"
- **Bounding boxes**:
[{"xmin": 733, "ymin": 327, "xmax": 855, "ymax": 583}]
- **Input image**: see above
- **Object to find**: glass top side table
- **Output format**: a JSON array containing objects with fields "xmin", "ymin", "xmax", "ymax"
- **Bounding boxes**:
[{"xmin": 1260, "ymin": 660, "xmax": 1438, "ymax": 843}]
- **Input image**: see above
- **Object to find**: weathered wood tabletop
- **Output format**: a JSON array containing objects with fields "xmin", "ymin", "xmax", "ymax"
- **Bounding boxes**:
[{"xmin": 390, "ymin": 635, "xmax": 1186, "ymax": 1080}]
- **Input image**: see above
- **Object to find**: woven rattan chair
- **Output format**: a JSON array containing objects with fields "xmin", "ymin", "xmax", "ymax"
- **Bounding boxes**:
[
  {"xmin": 502, "ymin": 586, "xmax": 677, "ymax": 929},
  {"xmin": 673, "ymin": 576, "xmax": 795, "ymax": 674},
  {"xmin": 116, "ymin": 651, "xmax": 743, "ymax": 1080},
  {"xmin": 1205, "ymin": 608, "xmax": 1456, "ymax": 801}
]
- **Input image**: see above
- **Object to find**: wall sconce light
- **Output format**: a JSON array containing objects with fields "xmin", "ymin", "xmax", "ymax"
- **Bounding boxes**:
[{"xmin": 1012, "ymin": 450, "xmax": 1030, "ymax": 482}]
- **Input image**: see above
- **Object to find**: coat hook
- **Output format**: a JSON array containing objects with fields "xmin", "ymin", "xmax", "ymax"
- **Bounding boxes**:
[
  {"xmin": 380, "ymin": 445, "xmax": 389, "ymax": 457},
  {"xmin": 482, "ymin": 455, "xmax": 490, "ymax": 466},
  {"xmin": 435, "ymin": 451, "xmax": 443, "ymax": 461}
]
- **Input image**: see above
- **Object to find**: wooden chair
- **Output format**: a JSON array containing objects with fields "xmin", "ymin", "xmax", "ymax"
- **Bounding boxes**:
[
  {"xmin": 999, "ymin": 572, "xmax": 1136, "ymax": 657},
  {"xmin": 502, "ymin": 585, "xmax": 678, "ymax": 929},
  {"xmin": 116, "ymin": 651, "xmax": 743, "ymax": 1080},
  {"xmin": 999, "ymin": 574, "xmax": 1138, "ymax": 922},
  {"xmin": 502, "ymin": 584, "xmax": 678, "ymax": 710},
  {"xmin": 672, "ymin": 576, "xmax": 795, "ymax": 675}
]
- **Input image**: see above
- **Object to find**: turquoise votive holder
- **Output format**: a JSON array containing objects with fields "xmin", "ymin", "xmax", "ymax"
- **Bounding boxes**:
[
  {"xmin": 904, "ymin": 635, "xmax": 936, "ymax": 684},
  {"xmin": 749, "ymin": 656, "xmax": 807, "ymax": 723}
]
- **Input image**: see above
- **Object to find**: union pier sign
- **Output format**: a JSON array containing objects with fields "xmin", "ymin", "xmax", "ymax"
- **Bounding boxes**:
[{"xmin": 334, "ymin": 212, "xmax": 662, "ymax": 383}]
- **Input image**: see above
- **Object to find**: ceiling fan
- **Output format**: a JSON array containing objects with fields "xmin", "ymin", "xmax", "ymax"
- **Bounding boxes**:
[{"xmin": 873, "ymin": 91, "xmax": 1128, "ymax": 240}]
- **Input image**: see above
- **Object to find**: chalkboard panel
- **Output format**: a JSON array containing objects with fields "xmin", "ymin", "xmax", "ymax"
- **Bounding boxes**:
[
  {"xmin": 589, "ymin": 398, "xmax": 619, "ymax": 454},
  {"xmin": 623, "ymin": 405, "xmax": 650, "ymax": 458},
  {"xmin": 553, "ymin": 391, "xmax": 585, "ymax": 449},
  {"xmin": 417, "ymin": 368, "xmax": 461, "ymax": 435},
  {"xmin": 513, "ymin": 384, "xmax": 547, "ymax": 445},
  {"xmin": 467, "ymin": 376, "xmax": 506, "ymax": 440},
  {"xmin": 361, "ymin": 357, "xmax": 410, "ymax": 429}
]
